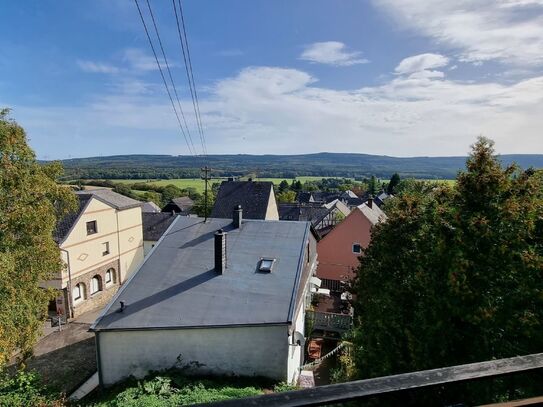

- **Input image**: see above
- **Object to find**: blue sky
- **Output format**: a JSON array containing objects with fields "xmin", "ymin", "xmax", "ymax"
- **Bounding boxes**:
[{"xmin": 1, "ymin": 0, "xmax": 542, "ymax": 159}]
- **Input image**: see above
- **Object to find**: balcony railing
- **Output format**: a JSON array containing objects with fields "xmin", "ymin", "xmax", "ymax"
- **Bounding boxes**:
[
  {"xmin": 198, "ymin": 352, "xmax": 543, "ymax": 406},
  {"xmin": 306, "ymin": 310, "xmax": 352, "ymax": 333}
]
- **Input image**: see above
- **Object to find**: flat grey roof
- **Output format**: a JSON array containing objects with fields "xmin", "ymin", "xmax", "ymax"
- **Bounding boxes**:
[{"xmin": 91, "ymin": 216, "xmax": 311, "ymax": 331}]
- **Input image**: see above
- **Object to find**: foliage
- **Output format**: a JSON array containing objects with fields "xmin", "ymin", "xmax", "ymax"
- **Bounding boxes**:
[
  {"xmin": 350, "ymin": 137, "xmax": 543, "ymax": 404},
  {"xmin": 84, "ymin": 371, "xmax": 295, "ymax": 406},
  {"xmin": 0, "ymin": 109, "xmax": 77, "ymax": 367},
  {"xmin": 0, "ymin": 369, "xmax": 63, "ymax": 407},
  {"xmin": 276, "ymin": 190, "xmax": 297, "ymax": 203},
  {"xmin": 386, "ymin": 172, "xmax": 400, "ymax": 194},
  {"xmin": 367, "ymin": 175, "xmax": 378, "ymax": 195}
]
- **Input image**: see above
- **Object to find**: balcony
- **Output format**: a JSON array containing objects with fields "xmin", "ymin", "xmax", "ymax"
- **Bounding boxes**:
[{"xmin": 306, "ymin": 310, "xmax": 352, "ymax": 333}]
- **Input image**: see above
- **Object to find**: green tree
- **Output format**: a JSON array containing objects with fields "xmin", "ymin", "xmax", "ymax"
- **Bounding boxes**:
[
  {"xmin": 290, "ymin": 180, "xmax": 302, "ymax": 192},
  {"xmin": 368, "ymin": 175, "xmax": 378, "ymax": 195},
  {"xmin": 350, "ymin": 138, "xmax": 543, "ymax": 404},
  {"xmin": 161, "ymin": 184, "xmax": 183, "ymax": 203},
  {"xmin": 278, "ymin": 180, "xmax": 290, "ymax": 193},
  {"xmin": 276, "ymin": 190, "xmax": 297, "ymax": 203},
  {"xmin": 386, "ymin": 172, "xmax": 400, "ymax": 194},
  {"xmin": 0, "ymin": 109, "xmax": 76, "ymax": 367}
]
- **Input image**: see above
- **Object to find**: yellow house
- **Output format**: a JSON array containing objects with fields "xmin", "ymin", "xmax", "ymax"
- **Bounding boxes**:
[{"xmin": 50, "ymin": 189, "xmax": 144, "ymax": 318}]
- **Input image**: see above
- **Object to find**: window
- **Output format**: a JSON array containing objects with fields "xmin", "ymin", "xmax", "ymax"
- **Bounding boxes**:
[
  {"xmin": 259, "ymin": 258, "xmax": 276, "ymax": 273},
  {"xmin": 72, "ymin": 283, "xmax": 85, "ymax": 302},
  {"xmin": 352, "ymin": 243, "xmax": 362, "ymax": 254},
  {"xmin": 102, "ymin": 242, "xmax": 110, "ymax": 256},
  {"xmin": 105, "ymin": 268, "xmax": 114, "ymax": 286},
  {"xmin": 90, "ymin": 275, "xmax": 102, "ymax": 295},
  {"xmin": 86, "ymin": 220, "xmax": 97, "ymax": 235}
]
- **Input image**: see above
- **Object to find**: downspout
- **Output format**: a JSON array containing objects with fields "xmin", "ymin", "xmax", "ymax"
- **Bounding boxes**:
[
  {"xmin": 59, "ymin": 247, "xmax": 74, "ymax": 319},
  {"xmin": 115, "ymin": 209, "xmax": 122, "ymax": 283}
]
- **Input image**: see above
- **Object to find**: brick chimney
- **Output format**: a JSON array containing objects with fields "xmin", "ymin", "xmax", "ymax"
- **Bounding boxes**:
[
  {"xmin": 367, "ymin": 195, "xmax": 373, "ymax": 209},
  {"xmin": 214, "ymin": 229, "xmax": 227, "ymax": 274},
  {"xmin": 233, "ymin": 205, "xmax": 243, "ymax": 228}
]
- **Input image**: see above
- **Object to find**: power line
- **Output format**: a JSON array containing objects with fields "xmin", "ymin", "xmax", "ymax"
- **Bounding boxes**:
[
  {"xmin": 175, "ymin": 0, "xmax": 208, "ymax": 156},
  {"xmin": 133, "ymin": 0, "xmax": 194, "ymax": 155},
  {"xmin": 145, "ymin": 0, "xmax": 197, "ymax": 155}
]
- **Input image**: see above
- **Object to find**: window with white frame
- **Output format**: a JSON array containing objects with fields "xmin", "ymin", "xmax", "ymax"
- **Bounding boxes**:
[
  {"xmin": 90, "ymin": 275, "xmax": 102, "ymax": 294},
  {"xmin": 102, "ymin": 241, "xmax": 110, "ymax": 256},
  {"xmin": 105, "ymin": 268, "xmax": 114, "ymax": 286},
  {"xmin": 72, "ymin": 283, "xmax": 84, "ymax": 302},
  {"xmin": 352, "ymin": 243, "xmax": 362, "ymax": 254}
]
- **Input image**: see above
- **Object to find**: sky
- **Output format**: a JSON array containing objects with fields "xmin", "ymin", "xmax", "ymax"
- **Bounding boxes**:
[{"xmin": 1, "ymin": 0, "xmax": 543, "ymax": 159}]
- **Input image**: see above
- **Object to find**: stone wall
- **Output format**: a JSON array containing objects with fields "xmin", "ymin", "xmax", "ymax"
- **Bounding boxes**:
[{"xmin": 71, "ymin": 259, "xmax": 121, "ymax": 317}]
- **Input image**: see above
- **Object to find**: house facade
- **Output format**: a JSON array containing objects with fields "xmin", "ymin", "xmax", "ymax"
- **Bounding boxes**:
[
  {"xmin": 50, "ymin": 189, "xmax": 144, "ymax": 318},
  {"xmin": 142, "ymin": 212, "xmax": 178, "ymax": 256},
  {"xmin": 316, "ymin": 200, "xmax": 386, "ymax": 288},
  {"xmin": 91, "ymin": 208, "xmax": 317, "ymax": 386}
]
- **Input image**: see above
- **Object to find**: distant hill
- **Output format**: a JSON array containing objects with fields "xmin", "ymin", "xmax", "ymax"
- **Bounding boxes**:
[{"xmin": 58, "ymin": 153, "xmax": 543, "ymax": 180}]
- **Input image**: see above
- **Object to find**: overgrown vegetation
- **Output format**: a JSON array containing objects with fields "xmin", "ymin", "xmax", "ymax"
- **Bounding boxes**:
[
  {"xmin": 83, "ymin": 370, "xmax": 296, "ymax": 406},
  {"xmin": 346, "ymin": 137, "xmax": 543, "ymax": 405},
  {"xmin": 0, "ymin": 369, "xmax": 64, "ymax": 407}
]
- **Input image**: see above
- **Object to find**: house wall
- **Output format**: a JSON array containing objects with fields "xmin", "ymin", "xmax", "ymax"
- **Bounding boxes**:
[
  {"xmin": 316, "ymin": 208, "xmax": 373, "ymax": 282},
  {"xmin": 97, "ymin": 325, "xmax": 290, "ymax": 386},
  {"xmin": 143, "ymin": 240, "xmax": 157, "ymax": 257},
  {"xmin": 55, "ymin": 198, "xmax": 144, "ymax": 317},
  {"xmin": 265, "ymin": 185, "xmax": 280, "ymax": 220}
]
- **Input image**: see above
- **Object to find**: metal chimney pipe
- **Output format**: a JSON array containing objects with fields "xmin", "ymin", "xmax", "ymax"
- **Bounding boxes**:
[
  {"xmin": 214, "ymin": 229, "xmax": 227, "ymax": 273},
  {"xmin": 233, "ymin": 205, "xmax": 243, "ymax": 228}
]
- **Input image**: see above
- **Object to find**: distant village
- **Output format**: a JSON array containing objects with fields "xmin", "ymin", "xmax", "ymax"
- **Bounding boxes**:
[{"xmin": 48, "ymin": 178, "xmax": 391, "ymax": 394}]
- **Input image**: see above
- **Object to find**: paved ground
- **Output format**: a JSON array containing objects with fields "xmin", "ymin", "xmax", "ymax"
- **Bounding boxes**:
[{"xmin": 22, "ymin": 309, "xmax": 102, "ymax": 394}]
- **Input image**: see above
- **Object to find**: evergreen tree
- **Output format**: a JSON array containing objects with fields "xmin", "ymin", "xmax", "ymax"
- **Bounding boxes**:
[
  {"xmin": 278, "ymin": 180, "xmax": 290, "ymax": 193},
  {"xmin": 387, "ymin": 172, "xmax": 400, "ymax": 194},
  {"xmin": 368, "ymin": 175, "xmax": 378, "ymax": 195},
  {"xmin": 350, "ymin": 137, "xmax": 543, "ymax": 404},
  {"xmin": 0, "ymin": 109, "xmax": 76, "ymax": 367}
]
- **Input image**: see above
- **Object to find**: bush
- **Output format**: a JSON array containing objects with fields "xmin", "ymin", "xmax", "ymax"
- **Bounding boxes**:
[{"xmin": 0, "ymin": 370, "xmax": 63, "ymax": 407}]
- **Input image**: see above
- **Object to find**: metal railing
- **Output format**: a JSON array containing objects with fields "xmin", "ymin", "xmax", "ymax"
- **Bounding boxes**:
[{"xmin": 306, "ymin": 310, "xmax": 352, "ymax": 332}]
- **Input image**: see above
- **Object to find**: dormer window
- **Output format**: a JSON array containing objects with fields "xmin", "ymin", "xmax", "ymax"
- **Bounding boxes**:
[{"xmin": 259, "ymin": 258, "xmax": 276, "ymax": 273}]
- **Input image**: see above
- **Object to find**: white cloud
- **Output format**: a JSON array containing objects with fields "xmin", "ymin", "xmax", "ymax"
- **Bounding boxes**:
[
  {"xmin": 395, "ymin": 53, "xmax": 449, "ymax": 75},
  {"xmin": 372, "ymin": 0, "xmax": 543, "ymax": 66},
  {"xmin": 77, "ymin": 60, "xmax": 120, "ymax": 74},
  {"xmin": 13, "ymin": 64, "xmax": 543, "ymax": 158},
  {"xmin": 123, "ymin": 48, "xmax": 163, "ymax": 72},
  {"xmin": 300, "ymin": 41, "xmax": 369, "ymax": 66}
]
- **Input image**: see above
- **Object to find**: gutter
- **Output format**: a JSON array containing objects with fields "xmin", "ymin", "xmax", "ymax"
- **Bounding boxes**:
[{"xmin": 286, "ymin": 222, "xmax": 311, "ymax": 325}]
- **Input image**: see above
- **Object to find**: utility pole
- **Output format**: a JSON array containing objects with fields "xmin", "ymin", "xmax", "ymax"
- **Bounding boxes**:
[{"xmin": 201, "ymin": 166, "xmax": 211, "ymax": 221}]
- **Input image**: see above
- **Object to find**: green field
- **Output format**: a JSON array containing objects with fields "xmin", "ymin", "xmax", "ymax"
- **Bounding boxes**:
[{"xmin": 104, "ymin": 176, "xmax": 340, "ymax": 193}]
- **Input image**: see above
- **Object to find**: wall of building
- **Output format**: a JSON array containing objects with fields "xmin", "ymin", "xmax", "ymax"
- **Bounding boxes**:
[
  {"xmin": 143, "ymin": 240, "xmax": 156, "ymax": 257},
  {"xmin": 97, "ymin": 325, "xmax": 289, "ymax": 386},
  {"xmin": 265, "ymin": 185, "xmax": 280, "ymax": 220},
  {"xmin": 317, "ymin": 208, "xmax": 373, "ymax": 282},
  {"xmin": 56, "ymin": 197, "xmax": 144, "ymax": 317}
]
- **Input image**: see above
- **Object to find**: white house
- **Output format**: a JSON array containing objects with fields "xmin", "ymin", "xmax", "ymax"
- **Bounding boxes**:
[{"xmin": 91, "ymin": 206, "xmax": 318, "ymax": 386}]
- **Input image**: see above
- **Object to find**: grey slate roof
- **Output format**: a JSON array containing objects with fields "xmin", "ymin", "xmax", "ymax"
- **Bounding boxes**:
[
  {"xmin": 53, "ymin": 194, "xmax": 92, "ymax": 243},
  {"xmin": 162, "ymin": 196, "xmax": 194, "ymax": 214},
  {"xmin": 142, "ymin": 201, "xmax": 161, "ymax": 213},
  {"xmin": 142, "ymin": 212, "xmax": 178, "ymax": 241},
  {"xmin": 76, "ymin": 189, "xmax": 142, "ymax": 210},
  {"xmin": 211, "ymin": 181, "xmax": 274, "ymax": 220},
  {"xmin": 91, "ymin": 216, "xmax": 311, "ymax": 331},
  {"xmin": 278, "ymin": 203, "xmax": 331, "ymax": 227}
]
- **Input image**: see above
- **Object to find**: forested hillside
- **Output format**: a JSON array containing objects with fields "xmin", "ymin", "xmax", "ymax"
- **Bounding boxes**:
[{"xmin": 57, "ymin": 153, "xmax": 543, "ymax": 180}]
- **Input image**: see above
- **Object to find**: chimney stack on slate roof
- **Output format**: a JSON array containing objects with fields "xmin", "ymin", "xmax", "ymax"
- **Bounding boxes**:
[
  {"xmin": 233, "ymin": 205, "xmax": 243, "ymax": 228},
  {"xmin": 214, "ymin": 229, "xmax": 227, "ymax": 274},
  {"xmin": 367, "ymin": 195, "xmax": 373, "ymax": 209}
]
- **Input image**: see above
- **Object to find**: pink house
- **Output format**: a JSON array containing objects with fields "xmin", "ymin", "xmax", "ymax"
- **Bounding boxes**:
[{"xmin": 317, "ymin": 201, "xmax": 386, "ymax": 286}]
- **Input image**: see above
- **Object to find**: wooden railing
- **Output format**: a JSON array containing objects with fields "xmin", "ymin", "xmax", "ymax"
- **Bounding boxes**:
[
  {"xmin": 197, "ymin": 353, "xmax": 543, "ymax": 406},
  {"xmin": 306, "ymin": 310, "xmax": 352, "ymax": 332}
]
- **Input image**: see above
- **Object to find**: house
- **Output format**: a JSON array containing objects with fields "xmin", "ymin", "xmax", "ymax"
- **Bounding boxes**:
[
  {"xmin": 162, "ymin": 196, "xmax": 194, "ymax": 215},
  {"xmin": 279, "ymin": 199, "xmax": 350, "ymax": 236},
  {"xmin": 211, "ymin": 180, "xmax": 279, "ymax": 220},
  {"xmin": 50, "ymin": 189, "xmax": 144, "ymax": 318},
  {"xmin": 297, "ymin": 190, "xmax": 364, "ymax": 209},
  {"xmin": 142, "ymin": 212, "xmax": 177, "ymax": 256},
  {"xmin": 316, "ymin": 199, "xmax": 386, "ymax": 290},
  {"xmin": 374, "ymin": 191, "xmax": 393, "ymax": 207},
  {"xmin": 142, "ymin": 201, "xmax": 161, "ymax": 213},
  {"xmin": 90, "ymin": 207, "xmax": 318, "ymax": 386}
]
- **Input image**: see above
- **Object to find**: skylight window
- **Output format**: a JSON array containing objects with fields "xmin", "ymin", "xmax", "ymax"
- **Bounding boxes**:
[{"xmin": 259, "ymin": 258, "xmax": 276, "ymax": 273}]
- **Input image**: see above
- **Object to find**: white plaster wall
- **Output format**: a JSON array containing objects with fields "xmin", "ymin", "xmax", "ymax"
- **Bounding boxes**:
[
  {"xmin": 265, "ymin": 185, "xmax": 280, "ymax": 220},
  {"xmin": 97, "ymin": 325, "xmax": 289, "ymax": 386},
  {"xmin": 287, "ymin": 300, "xmax": 306, "ymax": 384}
]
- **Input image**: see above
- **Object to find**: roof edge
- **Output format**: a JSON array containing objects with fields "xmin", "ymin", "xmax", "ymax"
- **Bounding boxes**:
[
  {"xmin": 287, "ymin": 221, "xmax": 311, "ymax": 324},
  {"xmin": 90, "ymin": 322, "xmax": 289, "ymax": 333},
  {"xmin": 57, "ymin": 195, "xmax": 95, "ymax": 246}
]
